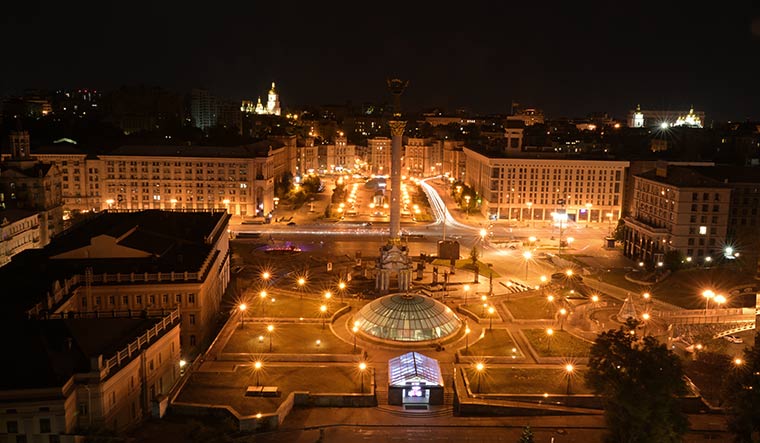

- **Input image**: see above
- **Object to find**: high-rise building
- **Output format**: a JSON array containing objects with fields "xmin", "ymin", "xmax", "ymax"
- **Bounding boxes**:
[{"xmin": 190, "ymin": 88, "xmax": 217, "ymax": 130}]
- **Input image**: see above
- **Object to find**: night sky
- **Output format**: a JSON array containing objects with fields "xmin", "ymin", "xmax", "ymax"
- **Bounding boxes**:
[{"xmin": 2, "ymin": 1, "xmax": 759, "ymax": 122}]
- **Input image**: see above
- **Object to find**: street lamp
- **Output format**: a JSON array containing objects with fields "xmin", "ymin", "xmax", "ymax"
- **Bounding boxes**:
[
  {"xmin": 526, "ymin": 201, "xmax": 533, "ymax": 227},
  {"xmin": 475, "ymin": 362, "xmax": 485, "ymax": 394},
  {"xmin": 464, "ymin": 195, "xmax": 471, "ymax": 218},
  {"xmin": 488, "ymin": 306, "xmax": 495, "ymax": 330},
  {"xmin": 565, "ymin": 364, "xmax": 574, "ymax": 395},
  {"xmin": 522, "ymin": 251, "xmax": 532, "ymax": 281},
  {"xmin": 585, "ymin": 203, "xmax": 592, "ymax": 227},
  {"xmin": 714, "ymin": 294, "xmax": 726, "ymax": 310},
  {"xmin": 606, "ymin": 212, "xmax": 614, "ymax": 236},
  {"xmin": 641, "ymin": 312, "xmax": 650, "ymax": 335},
  {"xmin": 338, "ymin": 281, "xmax": 347, "ymax": 301},
  {"xmin": 358, "ymin": 362, "xmax": 367, "ymax": 393},
  {"xmin": 267, "ymin": 324, "xmax": 274, "ymax": 352},
  {"xmin": 702, "ymin": 290, "xmax": 715, "ymax": 315},
  {"xmin": 320, "ymin": 304, "xmax": 328, "ymax": 329},
  {"xmin": 239, "ymin": 303, "xmax": 247, "ymax": 327},
  {"xmin": 253, "ymin": 361, "xmax": 262, "ymax": 386},
  {"xmin": 352, "ymin": 325, "xmax": 359, "ymax": 353},
  {"xmin": 559, "ymin": 308, "xmax": 567, "ymax": 330},
  {"xmin": 259, "ymin": 290, "xmax": 268, "ymax": 315},
  {"xmin": 465, "ymin": 324, "xmax": 471, "ymax": 353},
  {"xmin": 479, "ymin": 228, "xmax": 488, "ymax": 242},
  {"xmin": 463, "ymin": 284, "xmax": 470, "ymax": 305},
  {"xmin": 546, "ymin": 328, "xmax": 554, "ymax": 352}
]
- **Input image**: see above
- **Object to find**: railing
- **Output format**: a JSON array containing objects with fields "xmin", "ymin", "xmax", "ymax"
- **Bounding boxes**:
[{"xmin": 102, "ymin": 308, "xmax": 180, "ymax": 376}]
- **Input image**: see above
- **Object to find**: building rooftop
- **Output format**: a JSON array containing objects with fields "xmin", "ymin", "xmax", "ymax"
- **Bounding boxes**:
[
  {"xmin": 106, "ymin": 140, "xmax": 284, "ymax": 159},
  {"xmin": 0, "ymin": 210, "xmax": 228, "ymax": 316},
  {"xmin": 1, "ymin": 208, "xmax": 38, "ymax": 225},
  {"xmin": 464, "ymin": 145, "xmax": 621, "ymax": 161},
  {"xmin": 686, "ymin": 165, "xmax": 760, "ymax": 185},
  {"xmin": 636, "ymin": 166, "xmax": 733, "ymax": 188},
  {"xmin": 0, "ymin": 316, "xmax": 163, "ymax": 390}
]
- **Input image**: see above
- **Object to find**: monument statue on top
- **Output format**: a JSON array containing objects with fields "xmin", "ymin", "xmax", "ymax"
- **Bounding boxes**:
[{"xmin": 375, "ymin": 78, "xmax": 412, "ymax": 294}]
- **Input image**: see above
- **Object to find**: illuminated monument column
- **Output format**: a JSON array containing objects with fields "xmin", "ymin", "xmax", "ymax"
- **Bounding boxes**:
[{"xmin": 376, "ymin": 79, "xmax": 412, "ymax": 294}]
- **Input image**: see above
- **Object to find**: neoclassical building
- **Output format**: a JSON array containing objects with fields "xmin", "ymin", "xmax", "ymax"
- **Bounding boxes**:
[
  {"xmin": 8, "ymin": 139, "xmax": 289, "ymax": 218},
  {"xmin": 1, "ymin": 210, "xmax": 231, "ymax": 356},
  {"xmin": 462, "ymin": 147, "xmax": 628, "ymax": 224}
]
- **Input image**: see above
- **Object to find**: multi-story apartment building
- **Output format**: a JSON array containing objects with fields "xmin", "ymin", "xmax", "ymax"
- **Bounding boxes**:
[
  {"xmin": 623, "ymin": 164, "xmax": 732, "ymax": 265},
  {"xmin": 8, "ymin": 143, "xmax": 104, "ymax": 215},
  {"xmin": 13, "ymin": 140, "xmax": 289, "ymax": 218},
  {"xmin": 624, "ymin": 164, "xmax": 760, "ymax": 270},
  {"xmin": 463, "ymin": 147, "xmax": 628, "ymax": 223},
  {"xmin": 0, "ymin": 209, "xmax": 40, "ymax": 267},
  {"xmin": 325, "ymin": 135, "xmax": 357, "ymax": 173},
  {"xmin": 1, "ymin": 210, "xmax": 230, "ymax": 356},
  {"xmin": 368, "ymin": 137, "xmax": 391, "ymax": 175},
  {"xmin": 442, "ymin": 140, "xmax": 465, "ymax": 180},
  {"xmin": 0, "ymin": 309, "xmax": 181, "ymax": 439},
  {"xmin": 403, "ymin": 138, "xmax": 443, "ymax": 178},
  {"xmin": 0, "ymin": 130, "xmax": 64, "ymax": 245}
]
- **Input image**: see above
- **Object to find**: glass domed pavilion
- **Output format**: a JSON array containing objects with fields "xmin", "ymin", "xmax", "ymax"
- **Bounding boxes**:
[{"xmin": 353, "ymin": 293, "xmax": 463, "ymax": 343}]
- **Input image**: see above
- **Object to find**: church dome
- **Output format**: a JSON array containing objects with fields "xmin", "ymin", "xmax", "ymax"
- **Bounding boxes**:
[{"xmin": 354, "ymin": 293, "xmax": 462, "ymax": 342}]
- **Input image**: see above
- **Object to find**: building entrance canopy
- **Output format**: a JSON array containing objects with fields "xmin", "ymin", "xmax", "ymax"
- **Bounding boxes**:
[{"xmin": 388, "ymin": 352, "xmax": 443, "ymax": 387}]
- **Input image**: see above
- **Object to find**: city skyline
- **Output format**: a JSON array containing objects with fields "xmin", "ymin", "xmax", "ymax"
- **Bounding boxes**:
[{"xmin": 2, "ymin": 2, "xmax": 759, "ymax": 122}]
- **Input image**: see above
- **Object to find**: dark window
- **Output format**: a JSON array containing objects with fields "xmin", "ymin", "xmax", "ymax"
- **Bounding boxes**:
[
  {"xmin": 7, "ymin": 420, "xmax": 18, "ymax": 433},
  {"xmin": 40, "ymin": 418, "xmax": 51, "ymax": 433}
]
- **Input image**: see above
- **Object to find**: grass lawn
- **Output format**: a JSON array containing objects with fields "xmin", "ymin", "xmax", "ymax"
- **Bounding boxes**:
[
  {"xmin": 462, "ymin": 329, "xmax": 520, "ymax": 357},
  {"xmin": 175, "ymin": 365, "xmax": 359, "ymax": 415},
  {"xmin": 593, "ymin": 269, "xmax": 648, "ymax": 293},
  {"xmin": 224, "ymin": 323, "xmax": 355, "ymax": 354},
  {"xmin": 651, "ymin": 267, "xmax": 759, "ymax": 309},
  {"xmin": 522, "ymin": 329, "xmax": 592, "ymax": 358},
  {"xmin": 504, "ymin": 295, "xmax": 555, "ymax": 320},
  {"xmin": 241, "ymin": 294, "xmax": 345, "ymax": 319},
  {"xmin": 464, "ymin": 367, "xmax": 591, "ymax": 395},
  {"xmin": 431, "ymin": 259, "xmax": 502, "ymax": 278}
]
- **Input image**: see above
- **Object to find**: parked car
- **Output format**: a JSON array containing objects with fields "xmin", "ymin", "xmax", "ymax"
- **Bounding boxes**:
[{"xmin": 723, "ymin": 335, "xmax": 743, "ymax": 344}]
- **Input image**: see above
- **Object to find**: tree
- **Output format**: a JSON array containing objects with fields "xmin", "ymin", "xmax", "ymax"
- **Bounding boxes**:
[
  {"xmin": 469, "ymin": 245, "xmax": 479, "ymax": 266},
  {"xmin": 722, "ymin": 331, "xmax": 760, "ymax": 442},
  {"xmin": 585, "ymin": 321, "xmax": 689, "ymax": 443},
  {"xmin": 517, "ymin": 425, "xmax": 534, "ymax": 443}
]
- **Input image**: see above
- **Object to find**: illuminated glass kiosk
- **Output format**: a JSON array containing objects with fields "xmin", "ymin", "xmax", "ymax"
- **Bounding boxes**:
[{"xmin": 388, "ymin": 352, "xmax": 444, "ymax": 406}]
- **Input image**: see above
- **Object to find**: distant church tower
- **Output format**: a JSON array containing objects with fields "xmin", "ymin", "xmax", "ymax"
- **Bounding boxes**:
[
  {"xmin": 254, "ymin": 97, "xmax": 265, "ymax": 115},
  {"xmin": 266, "ymin": 82, "xmax": 281, "ymax": 116},
  {"xmin": 9, "ymin": 129, "xmax": 31, "ymax": 160}
]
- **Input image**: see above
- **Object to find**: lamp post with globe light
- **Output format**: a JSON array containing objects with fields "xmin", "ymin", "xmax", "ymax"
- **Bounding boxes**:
[
  {"xmin": 267, "ymin": 324, "xmax": 274, "ymax": 352},
  {"xmin": 702, "ymin": 290, "xmax": 715, "ymax": 317},
  {"xmin": 523, "ymin": 250, "xmax": 532, "ymax": 281},
  {"xmin": 238, "ymin": 303, "xmax": 247, "ymax": 327},
  {"xmin": 546, "ymin": 328, "xmax": 554, "ymax": 352},
  {"xmin": 358, "ymin": 362, "xmax": 367, "ymax": 393},
  {"xmin": 565, "ymin": 364, "xmax": 574, "ymax": 395},
  {"xmin": 475, "ymin": 362, "xmax": 485, "ymax": 393},
  {"xmin": 253, "ymin": 361, "xmax": 262, "ymax": 386}
]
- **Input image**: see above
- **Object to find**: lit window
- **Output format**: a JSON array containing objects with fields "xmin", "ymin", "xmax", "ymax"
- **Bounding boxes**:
[{"xmin": 699, "ymin": 226, "xmax": 707, "ymax": 235}]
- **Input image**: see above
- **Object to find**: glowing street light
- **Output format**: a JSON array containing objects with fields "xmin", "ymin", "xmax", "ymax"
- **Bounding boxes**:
[
  {"xmin": 565, "ymin": 364, "xmax": 575, "ymax": 395},
  {"xmin": 253, "ymin": 361, "xmax": 263, "ymax": 386},
  {"xmin": 320, "ymin": 304, "xmax": 328, "ymax": 329},
  {"xmin": 702, "ymin": 290, "xmax": 715, "ymax": 315},
  {"xmin": 358, "ymin": 362, "xmax": 368, "ymax": 393},
  {"xmin": 261, "ymin": 271, "xmax": 271, "ymax": 282},
  {"xmin": 585, "ymin": 203, "xmax": 592, "ymax": 227},
  {"xmin": 488, "ymin": 306, "xmax": 495, "ymax": 330},
  {"xmin": 523, "ymin": 251, "xmax": 532, "ymax": 281},
  {"xmin": 463, "ymin": 284, "xmax": 471, "ymax": 305},
  {"xmin": 475, "ymin": 362, "xmax": 485, "ymax": 393},
  {"xmin": 546, "ymin": 328, "xmax": 554, "ymax": 352},
  {"xmin": 465, "ymin": 324, "xmax": 471, "ymax": 352},
  {"xmin": 267, "ymin": 324, "xmax": 274, "ymax": 352},
  {"xmin": 591, "ymin": 294, "xmax": 599, "ymax": 303},
  {"xmin": 338, "ymin": 281, "xmax": 347, "ymax": 301},
  {"xmin": 239, "ymin": 303, "xmax": 247, "ymax": 327},
  {"xmin": 479, "ymin": 228, "xmax": 488, "ymax": 241},
  {"xmin": 352, "ymin": 325, "xmax": 359, "ymax": 353}
]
